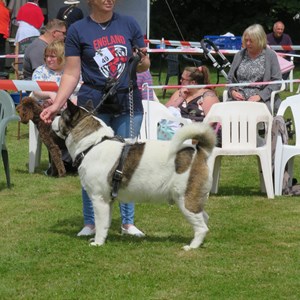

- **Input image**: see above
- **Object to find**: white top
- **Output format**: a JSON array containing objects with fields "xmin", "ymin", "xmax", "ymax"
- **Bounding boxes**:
[{"xmin": 15, "ymin": 21, "xmax": 40, "ymax": 44}]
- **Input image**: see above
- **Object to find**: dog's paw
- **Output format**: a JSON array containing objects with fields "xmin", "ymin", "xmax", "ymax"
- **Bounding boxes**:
[
  {"xmin": 89, "ymin": 242, "xmax": 103, "ymax": 247},
  {"xmin": 58, "ymin": 171, "xmax": 67, "ymax": 177},
  {"xmin": 89, "ymin": 237, "xmax": 104, "ymax": 247},
  {"xmin": 182, "ymin": 245, "xmax": 192, "ymax": 251}
]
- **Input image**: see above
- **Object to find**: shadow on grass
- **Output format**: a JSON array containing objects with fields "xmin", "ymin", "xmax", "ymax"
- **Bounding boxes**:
[
  {"xmin": 15, "ymin": 168, "xmax": 31, "ymax": 174},
  {"xmin": 213, "ymin": 185, "xmax": 267, "ymax": 197},
  {"xmin": 49, "ymin": 216, "xmax": 188, "ymax": 245},
  {"xmin": 17, "ymin": 133, "xmax": 29, "ymax": 139},
  {"xmin": 0, "ymin": 182, "xmax": 12, "ymax": 190}
]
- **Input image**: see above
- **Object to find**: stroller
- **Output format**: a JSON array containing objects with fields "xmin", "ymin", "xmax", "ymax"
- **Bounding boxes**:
[{"xmin": 200, "ymin": 38, "xmax": 232, "ymax": 83}]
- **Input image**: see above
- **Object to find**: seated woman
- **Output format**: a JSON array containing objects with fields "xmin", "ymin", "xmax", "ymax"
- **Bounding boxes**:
[
  {"xmin": 227, "ymin": 24, "xmax": 282, "ymax": 113},
  {"xmin": 158, "ymin": 66, "xmax": 220, "ymax": 141},
  {"xmin": 165, "ymin": 66, "xmax": 219, "ymax": 122},
  {"xmin": 31, "ymin": 40, "xmax": 79, "ymax": 175},
  {"xmin": 32, "ymin": 40, "xmax": 79, "ymax": 107}
]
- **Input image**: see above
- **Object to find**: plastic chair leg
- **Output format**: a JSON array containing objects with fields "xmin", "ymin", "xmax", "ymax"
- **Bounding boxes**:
[
  {"xmin": 257, "ymin": 157, "xmax": 266, "ymax": 193},
  {"xmin": 274, "ymin": 137, "xmax": 283, "ymax": 196},
  {"xmin": 1, "ymin": 149, "xmax": 11, "ymax": 188},
  {"xmin": 258, "ymin": 153, "xmax": 274, "ymax": 199},
  {"xmin": 28, "ymin": 121, "xmax": 42, "ymax": 173},
  {"xmin": 211, "ymin": 156, "xmax": 221, "ymax": 194}
]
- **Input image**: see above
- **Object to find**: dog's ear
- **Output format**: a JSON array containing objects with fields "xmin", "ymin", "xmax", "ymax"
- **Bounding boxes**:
[
  {"xmin": 85, "ymin": 100, "xmax": 94, "ymax": 112},
  {"xmin": 67, "ymin": 99, "xmax": 79, "ymax": 114}
]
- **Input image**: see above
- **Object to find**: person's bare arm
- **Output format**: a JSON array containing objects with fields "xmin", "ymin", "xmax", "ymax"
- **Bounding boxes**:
[
  {"xmin": 165, "ymin": 88, "xmax": 188, "ymax": 107},
  {"xmin": 33, "ymin": 91, "xmax": 57, "ymax": 101},
  {"xmin": 136, "ymin": 47, "xmax": 151, "ymax": 73}
]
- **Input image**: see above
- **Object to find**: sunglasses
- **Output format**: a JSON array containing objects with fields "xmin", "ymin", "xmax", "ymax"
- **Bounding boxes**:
[{"xmin": 55, "ymin": 30, "xmax": 67, "ymax": 36}]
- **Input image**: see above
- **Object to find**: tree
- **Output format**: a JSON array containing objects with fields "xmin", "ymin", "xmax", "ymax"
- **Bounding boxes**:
[{"xmin": 150, "ymin": 0, "xmax": 300, "ymax": 43}]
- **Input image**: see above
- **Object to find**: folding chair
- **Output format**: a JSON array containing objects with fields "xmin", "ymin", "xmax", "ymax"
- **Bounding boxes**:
[{"xmin": 162, "ymin": 54, "xmax": 181, "ymax": 99}]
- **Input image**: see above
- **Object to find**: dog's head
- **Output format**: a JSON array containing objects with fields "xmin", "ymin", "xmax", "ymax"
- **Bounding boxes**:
[
  {"xmin": 52, "ymin": 100, "xmax": 114, "ymax": 143},
  {"xmin": 16, "ymin": 97, "xmax": 43, "ymax": 124}
]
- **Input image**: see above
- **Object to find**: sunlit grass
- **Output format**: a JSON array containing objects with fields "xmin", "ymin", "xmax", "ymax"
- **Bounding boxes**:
[{"xmin": 0, "ymin": 68, "xmax": 300, "ymax": 299}]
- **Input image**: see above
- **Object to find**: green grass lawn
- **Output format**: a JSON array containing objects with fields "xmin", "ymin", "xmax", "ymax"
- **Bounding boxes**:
[{"xmin": 0, "ymin": 67, "xmax": 300, "ymax": 299}]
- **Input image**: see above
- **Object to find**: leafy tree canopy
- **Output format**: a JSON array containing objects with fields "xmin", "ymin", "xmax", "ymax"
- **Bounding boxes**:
[{"xmin": 150, "ymin": 0, "xmax": 300, "ymax": 43}]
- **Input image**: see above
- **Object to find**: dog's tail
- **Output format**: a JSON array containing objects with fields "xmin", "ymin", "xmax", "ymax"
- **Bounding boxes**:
[{"xmin": 168, "ymin": 122, "xmax": 216, "ymax": 158}]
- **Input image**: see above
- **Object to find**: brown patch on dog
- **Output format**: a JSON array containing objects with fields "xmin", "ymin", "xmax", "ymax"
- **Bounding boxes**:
[
  {"xmin": 16, "ymin": 97, "xmax": 66, "ymax": 177},
  {"xmin": 184, "ymin": 148, "xmax": 209, "ymax": 214},
  {"xmin": 71, "ymin": 115, "xmax": 102, "ymax": 144},
  {"xmin": 123, "ymin": 143, "xmax": 145, "ymax": 184},
  {"xmin": 107, "ymin": 143, "xmax": 146, "ymax": 187},
  {"xmin": 175, "ymin": 147, "xmax": 195, "ymax": 174}
]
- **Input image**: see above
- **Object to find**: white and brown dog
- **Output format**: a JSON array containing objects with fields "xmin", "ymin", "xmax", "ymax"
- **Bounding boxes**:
[{"xmin": 52, "ymin": 100, "xmax": 216, "ymax": 250}]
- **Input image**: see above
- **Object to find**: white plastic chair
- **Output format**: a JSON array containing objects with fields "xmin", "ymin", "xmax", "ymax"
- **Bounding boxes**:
[
  {"xmin": 0, "ymin": 90, "xmax": 20, "ymax": 187},
  {"xmin": 274, "ymin": 94, "xmax": 300, "ymax": 195},
  {"xmin": 204, "ymin": 101, "xmax": 274, "ymax": 199},
  {"xmin": 140, "ymin": 100, "xmax": 192, "ymax": 140},
  {"xmin": 222, "ymin": 82, "xmax": 285, "ymax": 116}
]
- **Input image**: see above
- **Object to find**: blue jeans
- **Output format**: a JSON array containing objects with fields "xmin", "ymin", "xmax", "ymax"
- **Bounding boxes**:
[{"xmin": 82, "ymin": 112, "xmax": 143, "ymax": 226}]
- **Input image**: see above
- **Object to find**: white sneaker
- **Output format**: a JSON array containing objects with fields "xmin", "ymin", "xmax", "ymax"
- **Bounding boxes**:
[
  {"xmin": 121, "ymin": 225, "xmax": 145, "ymax": 237},
  {"xmin": 77, "ymin": 226, "xmax": 96, "ymax": 236}
]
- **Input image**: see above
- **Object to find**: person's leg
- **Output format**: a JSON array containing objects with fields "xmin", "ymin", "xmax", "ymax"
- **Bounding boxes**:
[
  {"xmin": 97, "ymin": 112, "xmax": 144, "ymax": 236},
  {"xmin": 119, "ymin": 202, "xmax": 135, "ymax": 225},
  {"xmin": 113, "ymin": 112, "xmax": 142, "ymax": 222},
  {"xmin": 77, "ymin": 188, "xmax": 96, "ymax": 236},
  {"xmin": 0, "ymin": 35, "xmax": 6, "ymax": 71},
  {"xmin": 110, "ymin": 113, "xmax": 145, "ymax": 236}
]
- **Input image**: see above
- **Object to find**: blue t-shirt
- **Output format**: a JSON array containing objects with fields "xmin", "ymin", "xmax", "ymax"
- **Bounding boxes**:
[{"xmin": 65, "ymin": 13, "xmax": 145, "ymax": 113}]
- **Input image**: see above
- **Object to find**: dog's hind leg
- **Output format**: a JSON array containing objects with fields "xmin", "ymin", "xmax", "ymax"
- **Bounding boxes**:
[
  {"xmin": 183, "ymin": 211, "xmax": 209, "ymax": 251},
  {"xmin": 177, "ymin": 199, "xmax": 209, "ymax": 251},
  {"xmin": 90, "ymin": 196, "xmax": 112, "ymax": 247}
]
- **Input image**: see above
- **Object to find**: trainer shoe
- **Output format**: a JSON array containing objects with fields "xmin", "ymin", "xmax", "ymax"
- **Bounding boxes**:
[
  {"xmin": 77, "ymin": 226, "xmax": 96, "ymax": 236},
  {"xmin": 121, "ymin": 225, "xmax": 145, "ymax": 237}
]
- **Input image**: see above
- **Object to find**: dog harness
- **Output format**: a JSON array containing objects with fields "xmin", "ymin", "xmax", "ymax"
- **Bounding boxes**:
[
  {"xmin": 111, "ymin": 144, "xmax": 131, "ymax": 199},
  {"xmin": 72, "ymin": 136, "xmax": 131, "ymax": 199}
]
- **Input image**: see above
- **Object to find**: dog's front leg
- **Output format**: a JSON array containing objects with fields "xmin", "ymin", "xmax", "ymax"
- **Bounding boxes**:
[
  {"xmin": 42, "ymin": 137, "xmax": 66, "ymax": 177},
  {"xmin": 90, "ymin": 196, "xmax": 112, "ymax": 247}
]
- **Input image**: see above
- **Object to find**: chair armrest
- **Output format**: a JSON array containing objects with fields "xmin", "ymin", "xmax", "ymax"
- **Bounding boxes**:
[
  {"xmin": 222, "ymin": 89, "xmax": 229, "ymax": 102},
  {"xmin": 270, "ymin": 82, "xmax": 285, "ymax": 115},
  {"xmin": 0, "ymin": 115, "xmax": 21, "ymax": 134}
]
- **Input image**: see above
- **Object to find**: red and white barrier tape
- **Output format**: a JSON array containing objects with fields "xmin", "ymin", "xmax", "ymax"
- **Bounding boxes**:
[
  {"xmin": 0, "ymin": 80, "xmax": 58, "ymax": 92},
  {"xmin": 147, "ymin": 48, "xmax": 238, "ymax": 55},
  {"xmin": 146, "ymin": 79, "xmax": 300, "ymax": 90},
  {"xmin": 1, "ymin": 79, "xmax": 299, "ymax": 92},
  {"xmin": 147, "ymin": 48, "xmax": 300, "ymax": 58},
  {"xmin": 144, "ymin": 38, "xmax": 300, "ymax": 51},
  {"xmin": 0, "ymin": 54, "xmax": 24, "ymax": 59},
  {"xmin": 0, "ymin": 42, "xmax": 299, "ymax": 60}
]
